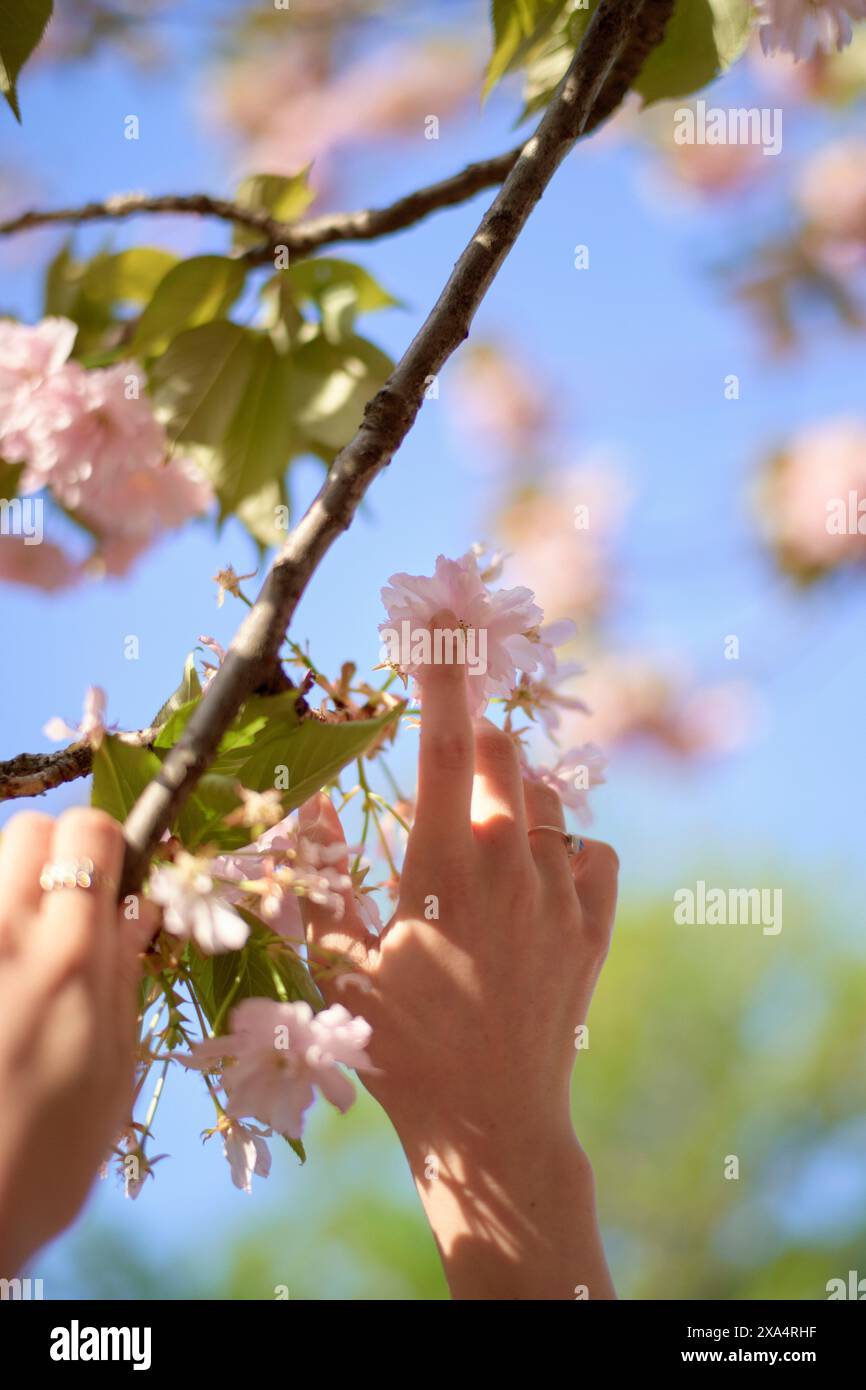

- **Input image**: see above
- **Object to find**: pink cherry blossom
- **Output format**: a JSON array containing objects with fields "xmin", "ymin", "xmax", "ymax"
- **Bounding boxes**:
[
  {"xmin": 0, "ymin": 534, "xmax": 81, "ymax": 591},
  {"xmin": 380, "ymin": 551, "xmax": 575, "ymax": 716},
  {"xmin": 211, "ymin": 816, "xmax": 353, "ymax": 943},
  {"xmin": 522, "ymin": 745, "xmax": 607, "ymax": 825},
  {"xmin": 505, "ymin": 663, "xmax": 590, "ymax": 737},
  {"xmin": 214, "ymin": 38, "xmax": 478, "ymax": 185},
  {"xmin": 450, "ymin": 342, "xmax": 555, "ymax": 464},
  {"xmin": 43, "ymin": 685, "xmax": 109, "ymax": 748},
  {"xmin": 13, "ymin": 359, "xmax": 211, "ymax": 538},
  {"xmin": 0, "ymin": 318, "xmax": 213, "ymax": 568},
  {"xmin": 558, "ymin": 653, "xmax": 757, "ymax": 759},
  {"xmin": 180, "ymin": 998, "xmax": 373, "ymax": 1140},
  {"xmin": 199, "ymin": 635, "xmax": 226, "ymax": 687},
  {"xmin": 149, "ymin": 852, "xmax": 250, "ymax": 955},
  {"xmin": 659, "ymin": 138, "xmax": 763, "ymax": 198},
  {"xmin": 497, "ymin": 464, "xmax": 632, "ymax": 628},
  {"xmin": 756, "ymin": 416, "xmax": 866, "ymax": 573},
  {"xmin": 0, "ymin": 316, "xmax": 77, "ymax": 403},
  {"xmin": 796, "ymin": 138, "xmax": 866, "ymax": 246},
  {"xmin": 221, "ymin": 1119, "xmax": 272, "ymax": 1194},
  {"xmin": 756, "ymin": 0, "xmax": 866, "ymax": 60}
]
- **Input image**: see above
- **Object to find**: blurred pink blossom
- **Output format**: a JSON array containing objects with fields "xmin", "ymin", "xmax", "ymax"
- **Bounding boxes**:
[
  {"xmin": 214, "ymin": 39, "xmax": 478, "ymax": 183},
  {"xmin": 522, "ymin": 744, "xmax": 607, "ymax": 824},
  {"xmin": 657, "ymin": 139, "xmax": 764, "ymax": 197},
  {"xmin": 498, "ymin": 465, "xmax": 632, "ymax": 628},
  {"xmin": 0, "ymin": 534, "xmax": 80, "ymax": 590},
  {"xmin": 796, "ymin": 138, "xmax": 866, "ymax": 246},
  {"xmin": 451, "ymin": 343, "xmax": 556, "ymax": 463},
  {"xmin": 756, "ymin": 416, "xmax": 866, "ymax": 573},
  {"xmin": 756, "ymin": 0, "xmax": 866, "ymax": 60},
  {"xmin": 43, "ymin": 685, "xmax": 109, "ymax": 748},
  {"xmin": 559, "ymin": 653, "xmax": 757, "ymax": 758}
]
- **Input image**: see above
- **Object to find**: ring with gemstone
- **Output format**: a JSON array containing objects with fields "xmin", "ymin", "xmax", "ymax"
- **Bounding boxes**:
[
  {"xmin": 39, "ymin": 858, "xmax": 114, "ymax": 893},
  {"xmin": 528, "ymin": 826, "xmax": 585, "ymax": 856}
]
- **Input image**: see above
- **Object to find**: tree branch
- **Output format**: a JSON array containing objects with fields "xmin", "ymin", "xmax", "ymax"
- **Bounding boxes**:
[
  {"xmin": 0, "ymin": 730, "xmax": 156, "ymax": 802},
  {"xmin": 0, "ymin": 153, "xmax": 522, "ymax": 261},
  {"xmin": 115, "ymin": 0, "xmax": 674, "ymax": 897},
  {"xmin": 0, "ymin": 2, "xmax": 670, "ymax": 272},
  {"xmin": 0, "ymin": 192, "xmax": 291, "ymax": 245}
]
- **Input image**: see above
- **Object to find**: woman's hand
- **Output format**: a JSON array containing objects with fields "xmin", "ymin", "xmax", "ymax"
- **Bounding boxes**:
[
  {"xmin": 0, "ymin": 808, "xmax": 151, "ymax": 1276},
  {"xmin": 300, "ymin": 611, "xmax": 619, "ymax": 1300}
]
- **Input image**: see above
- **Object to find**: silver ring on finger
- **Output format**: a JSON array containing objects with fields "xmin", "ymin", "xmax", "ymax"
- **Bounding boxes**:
[
  {"xmin": 39, "ymin": 858, "xmax": 115, "ymax": 894},
  {"xmin": 528, "ymin": 826, "xmax": 585, "ymax": 857}
]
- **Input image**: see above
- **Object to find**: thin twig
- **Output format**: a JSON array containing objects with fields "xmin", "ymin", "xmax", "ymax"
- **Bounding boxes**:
[
  {"xmin": 0, "ymin": 729, "xmax": 158, "ymax": 802},
  {"xmin": 0, "ymin": 193, "xmax": 288, "ymax": 245},
  {"xmin": 0, "ymin": 8, "xmax": 667, "ymax": 271}
]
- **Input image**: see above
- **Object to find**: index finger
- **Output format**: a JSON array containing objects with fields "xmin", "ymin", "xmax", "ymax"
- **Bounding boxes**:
[{"xmin": 412, "ymin": 609, "xmax": 475, "ymax": 853}]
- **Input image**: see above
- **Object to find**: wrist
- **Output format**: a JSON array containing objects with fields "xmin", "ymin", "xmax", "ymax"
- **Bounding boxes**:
[
  {"xmin": 397, "ymin": 1111, "xmax": 589, "ymax": 1193},
  {"xmin": 392, "ymin": 1114, "xmax": 612, "ymax": 1300}
]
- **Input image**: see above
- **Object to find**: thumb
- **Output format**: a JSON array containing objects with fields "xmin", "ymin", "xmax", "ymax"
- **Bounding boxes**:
[{"xmin": 298, "ymin": 792, "xmax": 374, "ymax": 972}]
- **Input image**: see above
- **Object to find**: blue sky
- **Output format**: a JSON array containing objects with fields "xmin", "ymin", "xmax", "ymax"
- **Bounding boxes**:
[{"xmin": 1, "ymin": 5, "xmax": 864, "ymax": 1293}]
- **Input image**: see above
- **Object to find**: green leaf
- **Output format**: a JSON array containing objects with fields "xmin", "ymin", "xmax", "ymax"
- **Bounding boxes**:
[
  {"xmin": 516, "ymin": 4, "xmax": 591, "ymax": 120},
  {"xmin": 0, "ymin": 459, "xmax": 24, "ymax": 498},
  {"xmin": 188, "ymin": 919, "xmax": 322, "ymax": 1140},
  {"xmin": 287, "ymin": 259, "xmax": 401, "ymax": 342},
  {"xmin": 131, "ymin": 256, "xmax": 247, "ymax": 358},
  {"xmin": 173, "ymin": 773, "xmax": 244, "ymax": 852},
  {"xmin": 84, "ymin": 247, "xmax": 179, "ymax": 307},
  {"xmin": 235, "ymin": 475, "xmax": 290, "ymax": 552},
  {"xmin": 155, "ymin": 690, "xmax": 402, "ymax": 842},
  {"xmin": 152, "ymin": 652, "xmax": 203, "ymax": 728},
  {"xmin": 0, "ymin": 0, "xmax": 52, "ymax": 121},
  {"xmin": 91, "ymin": 736, "xmax": 164, "ymax": 823},
  {"xmin": 155, "ymin": 690, "xmax": 300, "ymax": 760},
  {"xmin": 222, "ymin": 705, "xmax": 403, "ymax": 813},
  {"xmin": 151, "ymin": 320, "xmax": 256, "ymax": 447},
  {"xmin": 635, "ymin": 0, "xmax": 751, "ymax": 106},
  {"xmin": 484, "ymin": 0, "xmax": 569, "ymax": 99},
  {"xmin": 233, "ymin": 170, "xmax": 315, "ymax": 251},
  {"xmin": 43, "ymin": 245, "xmax": 178, "ymax": 357},
  {"xmin": 289, "ymin": 331, "xmax": 393, "ymax": 451},
  {"xmin": 150, "ymin": 321, "xmax": 297, "ymax": 517},
  {"xmin": 215, "ymin": 334, "xmax": 297, "ymax": 518}
]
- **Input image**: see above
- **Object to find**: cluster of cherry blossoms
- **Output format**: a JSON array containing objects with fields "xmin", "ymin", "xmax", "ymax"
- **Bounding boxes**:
[
  {"xmin": 0, "ymin": 317, "xmax": 212, "ymax": 584},
  {"xmin": 150, "ymin": 815, "xmax": 363, "ymax": 957},
  {"xmin": 179, "ymin": 1000, "xmax": 373, "ymax": 1166},
  {"xmin": 136, "ymin": 808, "xmax": 377, "ymax": 1192},
  {"xmin": 60, "ymin": 551, "xmax": 607, "ymax": 1196},
  {"xmin": 379, "ymin": 549, "xmax": 606, "ymax": 822}
]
